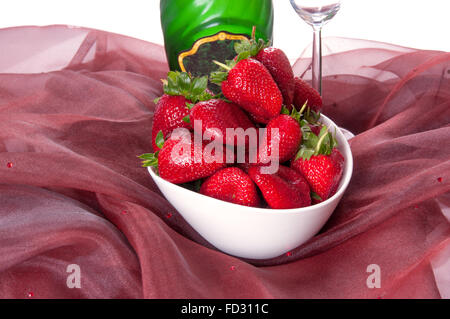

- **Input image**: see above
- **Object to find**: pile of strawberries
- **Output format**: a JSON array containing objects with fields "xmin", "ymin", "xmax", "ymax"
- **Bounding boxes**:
[{"xmin": 140, "ymin": 30, "xmax": 345, "ymax": 209}]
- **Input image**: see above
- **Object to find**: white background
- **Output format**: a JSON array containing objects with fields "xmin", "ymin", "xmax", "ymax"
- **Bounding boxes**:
[{"xmin": 0, "ymin": 0, "xmax": 449, "ymax": 63}]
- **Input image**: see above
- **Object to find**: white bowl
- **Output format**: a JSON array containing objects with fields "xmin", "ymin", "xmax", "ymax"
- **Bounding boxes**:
[{"xmin": 148, "ymin": 114, "xmax": 353, "ymax": 260}]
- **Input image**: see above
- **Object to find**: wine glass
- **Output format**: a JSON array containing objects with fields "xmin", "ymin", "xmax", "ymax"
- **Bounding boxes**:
[{"xmin": 289, "ymin": 0, "xmax": 341, "ymax": 95}]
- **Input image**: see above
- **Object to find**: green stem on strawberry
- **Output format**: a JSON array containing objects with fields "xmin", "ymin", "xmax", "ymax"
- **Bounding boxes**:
[
  {"xmin": 212, "ymin": 60, "xmax": 231, "ymax": 71},
  {"xmin": 138, "ymin": 130, "xmax": 164, "ymax": 167},
  {"xmin": 251, "ymin": 25, "xmax": 256, "ymax": 41},
  {"xmin": 182, "ymin": 115, "xmax": 190, "ymax": 124},
  {"xmin": 210, "ymin": 60, "xmax": 235, "ymax": 85},
  {"xmin": 181, "ymin": 102, "xmax": 195, "ymax": 124},
  {"xmin": 315, "ymin": 127, "xmax": 329, "ymax": 154},
  {"xmin": 281, "ymin": 101, "xmax": 309, "ymax": 124},
  {"xmin": 295, "ymin": 124, "xmax": 338, "ymax": 161},
  {"xmin": 299, "ymin": 101, "xmax": 308, "ymax": 116},
  {"xmin": 158, "ymin": 71, "xmax": 214, "ymax": 103},
  {"xmin": 311, "ymin": 192, "xmax": 323, "ymax": 202},
  {"xmin": 234, "ymin": 26, "xmax": 267, "ymax": 59},
  {"xmin": 211, "ymin": 26, "xmax": 270, "ymax": 86},
  {"xmin": 139, "ymin": 152, "xmax": 158, "ymax": 167},
  {"xmin": 304, "ymin": 107, "xmax": 321, "ymax": 125}
]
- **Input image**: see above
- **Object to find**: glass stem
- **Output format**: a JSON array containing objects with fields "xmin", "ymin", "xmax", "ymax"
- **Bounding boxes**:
[{"xmin": 312, "ymin": 25, "xmax": 322, "ymax": 95}]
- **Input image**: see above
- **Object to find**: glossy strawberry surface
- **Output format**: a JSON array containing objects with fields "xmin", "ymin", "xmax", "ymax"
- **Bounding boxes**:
[
  {"xmin": 200, "ymin": 167, "xmax": 260, "ymax": 207},
  {"xmin": 256, "ymin": 115, "xmax": 302, "ymax": 164},
  {"xmin": 158, "ymin": 131, "xmax": 226, "ymax": 184},
  {"xmin": 256, "ymin": 47, "xmax": 295, "ymax": 107},
  {"xmin": 151, "ymin": 94, "xmax": 191, "ymax": 151},
  {"xmin": 221, "ymin": 58, "xmax": 283, "ymax": 120},
  {"xmin": 189, "ymin": 99, "xmax": 255, "ymax": 146},
  {"xmin": 293, "ymin": 77, "xmax": 323, "ymax": 113},
  {"xmin": 248, "ymin": 165, "xmax": 311, "ymax": 209},
  {"xmin": 291, "ymin": 148, "xmax": 344, "ymax": 202}
]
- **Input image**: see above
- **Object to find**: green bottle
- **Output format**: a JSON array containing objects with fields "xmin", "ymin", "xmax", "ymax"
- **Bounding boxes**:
[{"xmin": 160, "ymin": 0, "xmax": 274, "ymax": 78}]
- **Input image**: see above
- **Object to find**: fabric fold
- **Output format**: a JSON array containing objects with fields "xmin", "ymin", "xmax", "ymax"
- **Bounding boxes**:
[{"xmin": 0, "ymin": 26, "xmax": 448, "ymax": 298}]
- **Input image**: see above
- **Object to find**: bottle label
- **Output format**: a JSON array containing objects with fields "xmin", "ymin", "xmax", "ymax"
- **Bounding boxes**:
[{"xmin": 178, "ymin": 31, "xmax": 248, "ymax": 78}]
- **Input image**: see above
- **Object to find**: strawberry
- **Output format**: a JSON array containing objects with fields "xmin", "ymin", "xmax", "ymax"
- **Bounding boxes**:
[
  {"xmin": 210, "ymin": 58, "xmax": 283, "ymax": 120},
  {"xmin": 291, "ymin": 148, "xmax": 344, "ymax": 203},
  {"xmin": 247, "ymin": 112, "xmax": 271, "ymax": 125},
  {"xmin": 140, "ymin": 130, "xmax": 226, "ymax": 184},
  {"xmin": 248, "ymin": 165, "xmax": 311, "ymax": 209},
  {"xmin": 189, "ymin": 99, "xmax": 256, "ymax": 146},
  {"xmin": 234, "ymin": 27, "xmax": 295, "ymax": 108},
  {"xmin": 255, "ymin": 114, "xmax": 302, "ymax": 164},
  {"xmin": 291, "ymin": 124, "xmax": 343, "ymax": 202},
  {"xmin": 256, "ymin": 47, "xmax": 295, "ymax": 107},
  {"xmin": 151, "ymin": 71, "xmax": 214, "ymax": 151},
  {"xmin": 152, "ymin": 94, "xmax": 191, "ymax": 151},
  {"xmin": 200, "ymin": 167, "xmax": 260, "ymax": 207},
  {"xmin": 293, "ymin": 77, "xmax": 323, "ymax": 113}
]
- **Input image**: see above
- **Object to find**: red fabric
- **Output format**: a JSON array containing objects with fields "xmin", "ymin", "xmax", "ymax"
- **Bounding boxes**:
[{"xmin": 0, "ymin": 26, "xmax": 449, "ymax": 299}]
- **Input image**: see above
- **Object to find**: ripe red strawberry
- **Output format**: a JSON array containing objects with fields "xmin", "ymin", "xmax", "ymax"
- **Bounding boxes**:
[
  {"xmin": 256, "ymin": 114, "xmax": 302, "ymax": 164},
  {"xmin": 142, "ymin": 130, "xmax": 226, "ymax": 184},
  {"xmin": 189, "ymin": 99, "xmax": 256, "ymax": 146},
  {"xmin": 247, "ymin": 112, "xmax": 271, "ymax": 125},
  {"xmin": 256, "ymin": 47, "xmax": 295, "ymax": 107},
  {"xmin": 200, "ymin": 167, "xmax": 260, "ymax": 207},
  {"xmin": 233, "ymin": 28, "xmax": 294, "ymax": 108},
  {"xmin": 293, "ymin": 77, "xmax": 323, "ymax": 113},
  {"xmin": 291, "ymin": 148, "xmax": 344, "ymax": 202},
  {"xmin": 152, "ymin": 94, "xmax": 191, "ymax": 151},
  {"xmin": 248, "ymin": 165, "xmax": 311, "ymax": 209},
  {"xmin": 152, "ymin": 71, "xmax": 214, "ymax": 151},
  {"xmin": 211, "ymin": 58, "xmax": 283, "ymax": 120}
]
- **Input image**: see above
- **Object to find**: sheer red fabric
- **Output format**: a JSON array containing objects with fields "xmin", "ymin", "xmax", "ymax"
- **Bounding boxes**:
[{"xmin": 0, "ymin": 26, "xmax": 449, "ymax": 299}]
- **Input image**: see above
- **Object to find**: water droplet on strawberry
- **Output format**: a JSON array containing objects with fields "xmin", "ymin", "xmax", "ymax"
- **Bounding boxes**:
[
  {"xmin": 121, "ymin": 210, "xmax": 127, "ymax": 215},
  {"xmin": 230, "ymin": 266, "xmax": 236, "ymax": 271},
  {"xmin": 437, "ymin": 177, "xmax": 442, "ymax": 183},
  {"xmin": 7, "ymin": 162, "xmax": 13, "ymax": 168},
  {"xmin": 27, "ymin": 291, "xmax": 34, "ymax": 298}
]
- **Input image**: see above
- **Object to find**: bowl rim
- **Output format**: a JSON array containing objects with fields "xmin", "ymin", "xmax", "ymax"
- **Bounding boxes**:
[{"xmin": 148, "ymin": 114, "xmax": 353, "ymax": 215}]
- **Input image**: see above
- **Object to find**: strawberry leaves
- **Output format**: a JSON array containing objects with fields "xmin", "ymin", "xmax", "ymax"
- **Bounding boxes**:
[
  {"xmin": 139, "ymin": 131, "xmax": 164, "ymax": 167},
  {"xmin": 210, "ymin": 26, "xmax": 268, "ymax": 86},
  {"xmin": 281, "ymin": 101, "xmax": 308, "ymax": 122},
  {"xmin": 182, "ymin": 115, "xmax": 191, "ymax": 124},
  {"xmin": 210, "ymin": 60, "xmax": 234, "ymax": 85},
  {"xmin": 296, "ymin": 124, "xmax": 338, "ymax": 161},
  {"xmin": 234, "ymin": 26, "xmax": 268, "ymax": 60},
  {"xmin": 281, "ymin": 100, "xmax": 338, "ymax": 161},
  {"xmin": 154, "ymin": 130, "xmax": 165, "ymax": 150},
  {"xmin": 234, "ymin": 37, "xmax": 266, "ymax": 61},
  {"xmin": 282, "ymin": 100, "xmax": 338, "ymax": 161},
  {"xmin": 163, "ymin": 71, "xmax": 213, "ymax": 103},
  {"xmin": 311, "ymin": 192, "xmax": 323, "ymax": 202},
  {"xmin": 182, "ymin": 102, "xmax": 195, "ymax": 124},
  {"xmin": 304, "ymin": 106, "xmax": 321, "ymax": 125},
  {"xmin": 139, "ymin": 153, "xmax": 159, "ymax": 167}
]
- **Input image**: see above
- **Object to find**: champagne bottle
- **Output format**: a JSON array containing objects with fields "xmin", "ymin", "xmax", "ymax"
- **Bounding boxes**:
[{"xmin": 160, "ymin": 0, "xmax": 274, "ymax": 78}]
